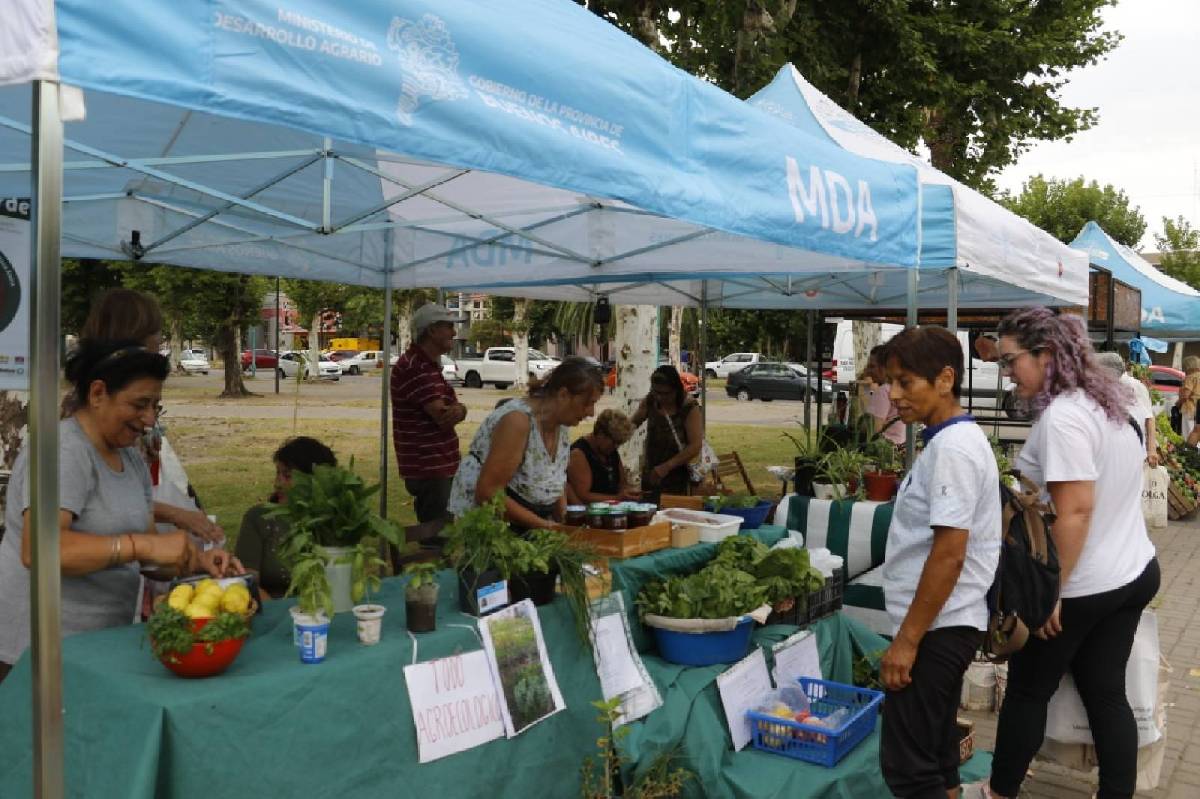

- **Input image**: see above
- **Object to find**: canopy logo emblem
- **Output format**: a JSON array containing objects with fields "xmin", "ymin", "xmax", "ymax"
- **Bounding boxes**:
[
  {"xmin": 784, "ymin": 158, "xmax": 878, "ymax": 241},
  {"xmin": 387, "ymin": 14, "xmax": 468, "ymax": 125}
]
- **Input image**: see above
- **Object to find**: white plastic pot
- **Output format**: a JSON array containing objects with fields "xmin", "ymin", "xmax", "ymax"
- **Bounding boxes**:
[
  {"xmin": 353, "ymin": 604, "xmax": 386, "ymax": 645},
  {"xmin": 321, "ymin": 545, "xmax": 354, "ymax": 614}
]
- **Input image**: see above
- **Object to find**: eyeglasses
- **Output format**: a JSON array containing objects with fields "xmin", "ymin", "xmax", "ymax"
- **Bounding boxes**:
[{"xmin": 997, "ymin": 349, "xmax": 1029, "ymax": 374}]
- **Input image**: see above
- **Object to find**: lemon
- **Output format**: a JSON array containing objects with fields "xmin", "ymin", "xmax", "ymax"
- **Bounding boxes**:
[
  {"xmin": 220, "ymin": 587, "xmax": 251, "ymax": 615},
  {"xmin": 194, "ymin": 578, "xmax": 219, "ymax": 594},
  {"xmin": 169, "ymin": 583, "xmax": 193, "ymax": 603},
  {"xmin": 167, "ymin": 592, "xmax": 189, "ymax": 612},
  {"xmin": 183, "ymin": 602, "xmax": 214, "ymax": 619},
  {"xmin": 193, "ymin": 592, "xmax": 221, "ymax": 613}
]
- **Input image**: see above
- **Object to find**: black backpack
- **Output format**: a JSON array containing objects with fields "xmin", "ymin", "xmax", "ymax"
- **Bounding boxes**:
[{"xmin": 982, "ymin": 472, "xmax": 1061, "ymax": 663}]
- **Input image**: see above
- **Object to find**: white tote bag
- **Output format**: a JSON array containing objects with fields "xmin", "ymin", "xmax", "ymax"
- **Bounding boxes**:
[
  {"xmin": 1141, "ymin": 465, "xmax": 1169, "ymax": 530},
  {"xmin": 1044, "ymin": 611, "xmax": 1162, "ymax": 747}
]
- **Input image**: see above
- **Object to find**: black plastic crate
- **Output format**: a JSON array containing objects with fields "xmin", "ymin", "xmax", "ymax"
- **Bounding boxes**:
[{"xmin": 766, "ymin": 567, "xmax": 844, "ymax": 627}]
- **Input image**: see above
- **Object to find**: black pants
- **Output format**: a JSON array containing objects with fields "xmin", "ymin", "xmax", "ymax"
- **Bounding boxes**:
[
  {"xmin": 404, "ymin": 477, "xmax": 453, "ymax": 524},
  {"xmin": 991, "ymin": 557, "xmax": 1161, "ymax": 799},
  {"xmin": 0, "ymin": 660, "xmax": 10, "ymax": 685},
  {"xmin": 881, "ymin": 626, "xmax": 983, "ymax": 798}
]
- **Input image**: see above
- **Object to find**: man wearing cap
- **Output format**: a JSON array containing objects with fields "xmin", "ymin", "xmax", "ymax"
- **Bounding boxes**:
[
  {"xmin": 1096, "ymin": 351, "xmax": 1158, "ymax": 466},
  {"xmin": 391, "ymin": 303, "xmax": 468, "ymax": 524}
]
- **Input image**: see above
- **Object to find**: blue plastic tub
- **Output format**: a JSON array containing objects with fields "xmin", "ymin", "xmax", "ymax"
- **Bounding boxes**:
[
  {"xmin": 748, "ymin": 677, "xmax": 884, "ymax": 766},
  {"xmin": 704, "ymin": 500, "xmax": 773, "ymax": 529},
  {"xmin": 652, "ymin": 616, "xmax": 755, "ymax": 666}
]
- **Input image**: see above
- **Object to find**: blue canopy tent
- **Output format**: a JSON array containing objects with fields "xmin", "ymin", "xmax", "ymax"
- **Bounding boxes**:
[{"xmin": 1071, "ymin": 221, "xmax": 1200, "ymax": 341}]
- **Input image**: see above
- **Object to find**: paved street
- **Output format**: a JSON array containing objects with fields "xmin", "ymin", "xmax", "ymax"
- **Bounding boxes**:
[{"xmin": 963, "ymin": 514, "xmax": 1200, "ymax": 797}]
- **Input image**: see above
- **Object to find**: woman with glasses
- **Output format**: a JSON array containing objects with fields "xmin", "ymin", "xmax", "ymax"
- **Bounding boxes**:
[
  {"xmin": 970, "ymin": 308, "xmax": 1159, "ymax": 799},
  {"xmin": 449, "ymin": 357, "xmax": 604, "ymax": 532},
  {"xmin": 566, "ymin": 410, "xmax": 638, "ymax": 504},
  {"xmin": 0, "ymin": 341, "xmax": 242, "ymax": 683},
  {"xmin": 876, "ymin": 327, "xmax": 1001, "ymax": 799},
  {"xmin": 631, "ymin": 365, "xmax": 702, "ymax": 498}
]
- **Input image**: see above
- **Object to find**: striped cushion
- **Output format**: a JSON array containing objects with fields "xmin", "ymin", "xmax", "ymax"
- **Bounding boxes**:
[
  {"xmin": 773, "ymin": 495, "xmax": 893, "ymax": 581},
  {"xmin": 842, "ymin": 565, "xmax": 891, "ymax": 636}
]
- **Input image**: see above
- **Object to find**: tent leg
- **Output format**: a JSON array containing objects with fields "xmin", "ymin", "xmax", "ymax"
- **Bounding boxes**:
[
  {"xmin": 905, "ymin": 270, "xmax": 918, "ymax": 467},
  {"xmin": 274, "ymin": 277, "xmax": 281, "ymax": 395},
  {"xmin": 804, "ymin": 310, "xmax": 813, "ymax": 433},
  {"xmin": 379, "ymin": 233, "xmax": 393, "ymax": 520},
  {"xmin": 29, "ymin": 78, "xmax": 65, "ymax": 799},
  {"xmin": 815, "ymin": 317, "xmax": 824, "ymax": 438},
  {"xmin": 699, "ymin": 281, "xmax": 708, "ymax": 432},
  {"xmin": 946, "ymin": 267, "xmax": 958, "ymax": 335}
]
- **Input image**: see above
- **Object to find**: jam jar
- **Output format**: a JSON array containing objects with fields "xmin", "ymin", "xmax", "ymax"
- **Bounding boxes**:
[{"xmin": 565, "ymin": 505, "xmax": 587, "ymax": 526}]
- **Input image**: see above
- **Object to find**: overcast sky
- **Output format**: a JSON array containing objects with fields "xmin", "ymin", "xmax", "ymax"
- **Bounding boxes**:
[{"xmin": 996, "ymin": 0, "xmax": 1200, "ymax": 250}]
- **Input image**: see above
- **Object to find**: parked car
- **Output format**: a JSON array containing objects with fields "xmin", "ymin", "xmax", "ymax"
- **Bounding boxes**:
[
  {"xmin": 605, "ymin": 358, "xmax": 700, "ymax": 396},
  {"xmin": 441, "ymin": 354, "xmax": 461, "ymax": 385},
  {"xmin": 277, "ymin": 351, "xmax": 340, "ymax": 380},
  {"xmin": 456, "ymin": 347, "xmax": 559, "ymax": 389},
  {"xmin": 324, "ymin": 349, "xmax": 359, "ymax": 362},
  {"xmin": 337, "ymin": 350, "xmax": 384, "ymax": 375},
  {"xmin": 725, "ymin": 362, "xmax": 827, "ymax": 402},
  {"xmin": 179, "ymin": 348, "xmax": 210, "ymax": 375},
  {"xmin": 704, "ymin": 352, "xmax": 763, "ymax": 379},
  {"xmin": 1149, "ymin": 365, "xmax": 1184, "ymax": 409},
  {"xmin": 240, "ymin": 349, "xmax": 278, "ymax": 371}
]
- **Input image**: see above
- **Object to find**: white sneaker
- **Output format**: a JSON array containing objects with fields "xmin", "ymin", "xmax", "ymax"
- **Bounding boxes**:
[{"xmin": 959, "ymin": 782, "xmax": 992, "ymax": 799}]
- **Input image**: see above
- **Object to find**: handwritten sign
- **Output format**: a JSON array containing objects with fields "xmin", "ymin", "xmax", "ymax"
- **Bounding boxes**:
[
  {"xmin": 772, "ymin": 630, "xmax": 822, "ymax": 687},
  {"xmin": 716, "ymin": 648, "xmax": 772, "ymax": 751},
  {"xmin": 404, "ymin": 651, "xmax": 506, "ymax": 763}
]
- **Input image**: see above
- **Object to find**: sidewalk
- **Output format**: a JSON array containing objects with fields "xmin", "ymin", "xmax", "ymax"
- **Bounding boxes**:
[{"xmin": 963, "ymin": 514, "xmax": 1200, "ymax": 797}]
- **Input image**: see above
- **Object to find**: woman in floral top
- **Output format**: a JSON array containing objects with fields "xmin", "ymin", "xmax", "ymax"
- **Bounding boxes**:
[{"xmin": 449, "ymin": 358, "xmax": 604, "ymax": 531}]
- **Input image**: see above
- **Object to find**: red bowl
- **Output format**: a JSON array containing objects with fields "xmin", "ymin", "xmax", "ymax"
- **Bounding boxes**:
[{"xmin": 155, "ymin": 617, "xmax": 246, "ymax": 678}]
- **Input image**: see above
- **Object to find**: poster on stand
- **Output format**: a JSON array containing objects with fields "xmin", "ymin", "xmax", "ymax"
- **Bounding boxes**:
[
  {"xmin": 404, "ymin": 650, "xmax": 506, "ymax": 763},
  {"xmin": 717, "ymin": 648, "xmax": 772, "ymax": 751},
  {"xmin": 0, "ymin": 198, "xmax": 29, "ymax": 391},
  {"xmin": 589, "ymin": 593, "xmax": 661, "ymax": 726},
  {"xmin": 478, "ymin": 599, "xmax": 565, "ymax": 737}
]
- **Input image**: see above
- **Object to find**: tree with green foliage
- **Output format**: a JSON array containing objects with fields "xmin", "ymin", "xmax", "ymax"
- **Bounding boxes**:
[
  {"xmin": 188, "ymin": 271, "xmax": 269, "ymax": 397},
  {"xmin": 60, "ymin": 259, "xmax": 124, "ymax": 335},
  {"xmin": 281, "ymin": 279, "xmax": 350, "ymax": 377},
  {"xmin": 465, "ymin": 318, "xmax": 510, "ymax": 351},
  {"xmin": 587, "ymin": 1, "xmax": 1120, "ymax": 191},
  {"xmin": 1154, "ymin": 216, "xmax": 1200, "ymax": 291},
  {"xmin": 118, "ymin": 262, "xmax": 210, "ymax": 373},
  {"xmin": 1001, "ymin": 175, "xmax": 1146, "ymax": 246}
]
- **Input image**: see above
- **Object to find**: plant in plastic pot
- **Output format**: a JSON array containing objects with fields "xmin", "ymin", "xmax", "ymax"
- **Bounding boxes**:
[
  {"xmin": 862, "ymin": 437, "xmax": 901, "ymax": 502},
  {"xmin": 817, "ymin": 446, "xmax": 871, "ymax": 501},
  {"xmin": 403, "ymin": 561, "xmax": 440, "ymax": 634},
  {"xmin": 350, "ymin": 537, "xmax": 393, "ymax": 645},
  {"xmin": 782, "ymin": 431, "xmax": 821, "ymax": 497},
  {"xmin": 445, "ymin": 493, "xmax": 520, "ymax": 616},
  {"xmin": 268, "ymin": 460, "xmax": 403, "ymax": 614}
]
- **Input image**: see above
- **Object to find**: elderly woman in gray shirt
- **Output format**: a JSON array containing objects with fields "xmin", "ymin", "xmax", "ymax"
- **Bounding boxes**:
[{"xmin": 0, "ymin": 341, "xmax": 241, "ymax": 682}]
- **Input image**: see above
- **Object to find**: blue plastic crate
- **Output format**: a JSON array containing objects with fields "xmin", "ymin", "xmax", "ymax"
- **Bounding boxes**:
[{"xmin": 747, "ymin": 677, "xmax": 884, "ymax": 767}]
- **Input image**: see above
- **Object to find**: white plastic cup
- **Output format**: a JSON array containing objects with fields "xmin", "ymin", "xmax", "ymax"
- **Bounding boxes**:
[{"xmin": 353, "ymin": 604, "xmax": 386, "ymax": 646}]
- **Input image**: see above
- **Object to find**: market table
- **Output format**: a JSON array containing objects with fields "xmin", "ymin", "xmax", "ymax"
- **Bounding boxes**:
[{"xmin": 0, "ymin": 549, "xmax": 990, "ymax": 798}]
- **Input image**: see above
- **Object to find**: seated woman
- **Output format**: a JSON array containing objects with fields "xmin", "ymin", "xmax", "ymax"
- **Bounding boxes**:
[
  {"xmin": 449, "ymin": 358, "xmax": 604, "ymax": 531},
  {"xmin": 0, "ymin": 340, "xmax": 242, "ymax": 683},
  {"xmin": 236, "ymin": 437, "xmax": 337, "ymax": 600},
  {"xmin": 631, "ymin": 365, "xmax": 701, "ymax": 499},
  {"xmin": 566, "ymin": 410, "xmax": 638, "ymax": 504}
]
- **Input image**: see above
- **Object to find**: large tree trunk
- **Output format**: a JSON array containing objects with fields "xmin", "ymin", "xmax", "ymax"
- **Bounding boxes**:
[
  {"xmin": 513, "ymin": 298, "xmax": 530, "ymax": 390},
  {"xmin": 615, "ymin": 305, "xmax": 659, "ymax": 479},
  {"xmin": 851, "ymin": 321, "xmax": 881, "ymax": 382},
  {"xmin": 397, "ymin": 294, "xmax": 414, "ymax": 353},
  {"xmin": 219, "ymin": 324, "xmax": 253, "ymax": 397},
  {"xmin": 668, "ymin": 306, "xmax": 683, "ymax": 371},
  {"xmin": 168, "ymin": 316, "xmax": 185, "ymax": 374},
  {"xmin": 846, "ymin": 51, "xmax": 863, "ymax": 107},
  {"xmin": 308, "ymin": 312, "xmax": 322, "ymax": 381}
]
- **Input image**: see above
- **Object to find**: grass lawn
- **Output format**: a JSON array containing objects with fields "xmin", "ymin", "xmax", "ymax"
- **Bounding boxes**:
[{"xmin": 166, "ymin": 382, "xmax": 799, "ymax": 546}]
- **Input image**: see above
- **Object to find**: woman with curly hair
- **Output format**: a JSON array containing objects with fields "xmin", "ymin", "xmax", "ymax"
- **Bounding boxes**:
[
  {"xmin": 566, "ymin": 409, "xmax": 638, "ymax": 504},
  {"xmin": 970, "ymin": 308, "xmax": 1159, "ymax": 799}
]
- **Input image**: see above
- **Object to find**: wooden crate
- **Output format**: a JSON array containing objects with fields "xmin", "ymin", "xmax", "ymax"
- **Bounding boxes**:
[
  {"xmin": 566, "ymin": 521, "xmax": 671, "ymax": 559},
  {"xmin": 1168, "ymin": 482, "xmax": 1198, "ymax": 520}
]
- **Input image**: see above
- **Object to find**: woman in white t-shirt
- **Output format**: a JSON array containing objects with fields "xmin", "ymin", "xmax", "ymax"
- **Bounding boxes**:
[
  {"xmin": 877, "ymin": 326, "xmax": 1001, "ymax": 799},
  {"xmin": 974, "ymin": 308, "xmax": 1159, "ymax": 799}
]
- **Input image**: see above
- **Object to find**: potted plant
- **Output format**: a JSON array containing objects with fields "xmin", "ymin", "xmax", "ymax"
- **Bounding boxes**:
[
  {"xmin": 350, "ymin": 537, "xmax": 393, "ymax": 645},
  {"xmin": 403, "ymin": 561, "xmax": 440, "ymax": 634},
  {"xmin": 862, "ymin": 437, "xmax": 901, "ymax": 502},
  {"xmin": 444, "ymin": 493, "xmax": 521, "ymax": 616},
  {"xmin": 268, "ymin": 461, "xmax": 403, "ymax": 615},
  {"xmin": 816, "ymin": 446, "xmax": 871, "ymax": 500},
  {"xmin": 782, "ymin": 431, "xmax": 822, "ymax": 497}
]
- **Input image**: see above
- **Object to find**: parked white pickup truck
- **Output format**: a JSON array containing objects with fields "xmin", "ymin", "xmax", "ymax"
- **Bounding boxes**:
[
  {"xmin": 704, "ymin": 352, "xmax": 765, "ymax": 379},
  {"xmin": 456, "ymin": 347, "xmax": 560, "ymax": 389}
]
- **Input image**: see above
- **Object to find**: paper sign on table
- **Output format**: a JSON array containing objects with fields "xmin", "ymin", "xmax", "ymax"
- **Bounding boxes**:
[
  {"xmin": 479, "ymin": 599, "xmax": 566, "ymax": 737},
  {"xmin": 589, "ymin": 593, "xmax": 662, "ymax": 726},
  {"xmin": 404, "ymin": 650, "xmax": 506, "ymax": 763},
  {"xmin": 772, "ymin": 630, "xmax": 822, "ymax": 687},
  {"xmin": 717, "ymin": 648, "xmax": 772, "ymax": 751}
]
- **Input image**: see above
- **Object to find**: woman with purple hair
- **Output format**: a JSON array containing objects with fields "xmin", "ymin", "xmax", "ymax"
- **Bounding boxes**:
[{"xmin": 970, "ymin": 308, "xmax": 1159, "ymax": 799}]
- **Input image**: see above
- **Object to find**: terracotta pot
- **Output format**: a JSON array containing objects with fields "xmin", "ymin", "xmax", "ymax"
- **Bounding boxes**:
[{"xmin": 863, "ymin": 471, "xmax": 898, "ymax": 502}]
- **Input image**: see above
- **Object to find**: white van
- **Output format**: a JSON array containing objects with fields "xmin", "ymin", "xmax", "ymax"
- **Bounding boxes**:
[{"xmin": 831, "ymin": 321, "xmax": 1012, "ymax": 410}]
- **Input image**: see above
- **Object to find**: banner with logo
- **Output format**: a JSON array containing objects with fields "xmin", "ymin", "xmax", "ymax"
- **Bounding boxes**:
[{"xmin": 0, "ymin": 198, "xmax": 30, "ymax": 391}]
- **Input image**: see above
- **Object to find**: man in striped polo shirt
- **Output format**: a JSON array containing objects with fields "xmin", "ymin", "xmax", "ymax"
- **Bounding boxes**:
[{"xmin": 391, "ymin": 303, "xmax": 467, "ymax": 524}]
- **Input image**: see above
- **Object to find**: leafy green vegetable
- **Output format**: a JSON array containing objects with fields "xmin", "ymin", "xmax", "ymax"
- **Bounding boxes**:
[
  {"xmin": 708, "ymin": 493, "xmax": 762, "ymax": 511},
  {"xmin": 637, "ymin": 563, "xmax": 768, "ymax": 620},
  {"xmin": 712, "ymin": 535, "xmax": 768, "ymax": 571},
  {"xmin": 146, "ymin": 606, "xmax": 249, "ymax": 662},
  {"xmin": 751, "ymin": 547, "xmax": 825, "ymax": 605}
]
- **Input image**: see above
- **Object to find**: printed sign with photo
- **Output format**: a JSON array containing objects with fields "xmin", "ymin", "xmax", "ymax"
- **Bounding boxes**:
[{"xmin": 478, "ymin": 599, "xmax": 565, "ymax": 736}]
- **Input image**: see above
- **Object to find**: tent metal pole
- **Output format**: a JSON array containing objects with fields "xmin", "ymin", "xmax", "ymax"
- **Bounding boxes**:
[
  {"xmin": 946, "ymin": 268, "xmax": 958, "ymax": 335},
  {"xmin": 815, "ymin": 317, "xmax": 824, "ymax": 438},
  {"xmin": 321, "ymin": 138, "xmax": 332, "ymax": 232},
  {"xmin": 905, "ymin": 270, "xmax": 918, "ymax": 467},
  {"xmin": 699, "ymin": 281, "xmax": 708, "ymax": 432},
  {"xmin": 804, "ymin": 310, "xmax": 813, "ymax": 432},
  {"xmin": 274, "ymin": 277, "xmax": 281, "ymax": 394},
  {"xmin": 379, "ymin": 231, "xmax": 394, "ymax": 519},
  {"xmin": 29, "ymin": 77, "xmax": 65, "ymax": 799}
]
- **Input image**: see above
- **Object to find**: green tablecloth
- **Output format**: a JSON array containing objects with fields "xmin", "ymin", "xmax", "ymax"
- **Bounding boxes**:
[{"xmin": 0, "ymin": 551, "xmax": 990, "ymax": 798}]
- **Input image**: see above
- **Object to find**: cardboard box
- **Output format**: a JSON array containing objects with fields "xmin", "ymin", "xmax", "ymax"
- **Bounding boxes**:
[{"xmin": 565, "ymin": 521, "xmax": 671, "ymax": 558}]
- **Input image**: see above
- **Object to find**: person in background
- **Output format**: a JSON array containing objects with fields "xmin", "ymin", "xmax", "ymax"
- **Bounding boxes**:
[
  {"xmin": 449, "ymin": 358, "xmax": 604, "ymax": 531},
  {"xmin": 0, "ymin": 341, "xmax": 242, "ymax": 683},
  {"xmin": 877, "ymin": 327, "xmax": 1000, "ymax": 799},
  {"xmin": 1180, "ymin": 356, "xmax": 1200, "ymax": 442},
  {"xmin": 566, "ymin": 410, "xmax": 638, "ymax": 504},
  {"xmin": 236, "ymin": 437, "xmax": 337, "ymax": 600},
  {"xmin": 71, "ymin": 287, "xmax": 224, "ymax": 545},
  {"xmin": 631, "ymin": 365, "xmax": 702, "ymax": 499},
  {"xmin": 391, "ymin": 303, "xmax": 468, "ymax": 525},
  {"xmin": 1095, "ymin": 352, "xmax": 1158, "ymax": 467},
  {"xmin": 970, "ymin": 308, "xmax": 1159, "ymax": 799},
  {"xmin": 859, "ymin": 344, "xmax": 905, "ymax": 447}
]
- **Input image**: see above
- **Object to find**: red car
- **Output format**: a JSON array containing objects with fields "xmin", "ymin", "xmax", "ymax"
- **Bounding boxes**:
[
  {"xmin": 1149, "ymin": 365, "xmax": 1184, "ymax": 408},
  {"xmin": 605, "ymin": 364, "xmax": 700, "ymax": 397},
  {"xmin": 240, "ymin": 349, "xmax": 278, "ymax": 370}
]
